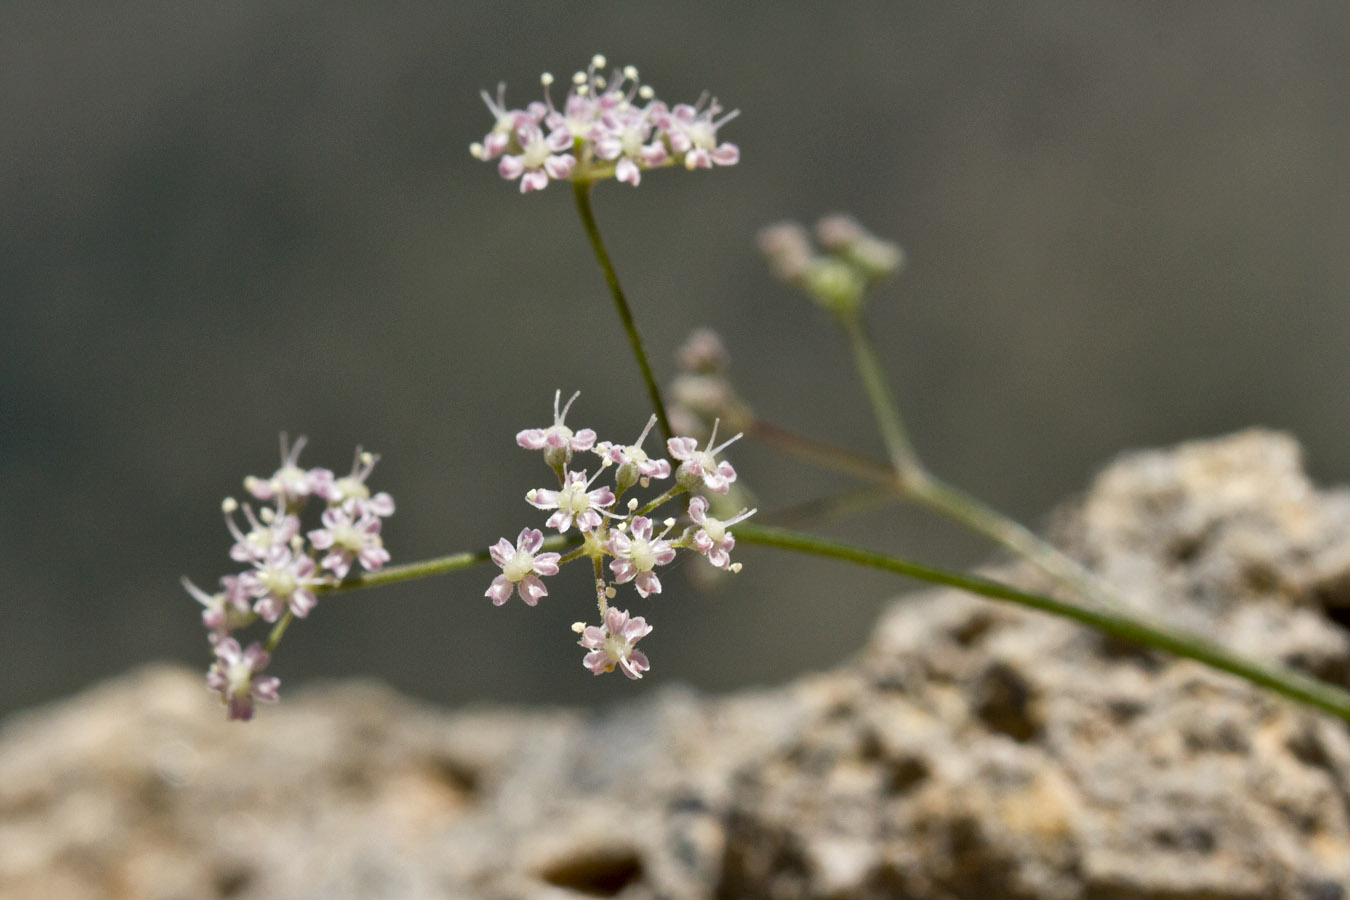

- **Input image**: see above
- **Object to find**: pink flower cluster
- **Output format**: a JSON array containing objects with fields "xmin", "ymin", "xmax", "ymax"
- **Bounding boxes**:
[
  {"xmin": 487, "ymin": 391, "xmax": 755, "ymax": 679},
  {"xmin": 470, "ymin": 54, "xmax": 740, "ymax": 192},
  {"xmin": 184, "ymin": 436, "xmax": 395, "ymax": 720}
]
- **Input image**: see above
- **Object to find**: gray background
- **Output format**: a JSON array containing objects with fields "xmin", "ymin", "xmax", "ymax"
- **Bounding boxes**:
[{"xmin": 5, "ymin": 2, "xmax": 1350, "ymax": 717}]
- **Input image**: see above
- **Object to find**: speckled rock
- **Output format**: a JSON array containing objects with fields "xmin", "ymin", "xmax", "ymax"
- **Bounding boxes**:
[{"xmin": 4, "ymin": 430, "xmax": 1350, "ymax": 899}]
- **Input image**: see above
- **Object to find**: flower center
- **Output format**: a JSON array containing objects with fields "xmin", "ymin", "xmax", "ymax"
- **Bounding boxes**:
[
  {"xmin": 629, "ymin": 537, "xmax": 657, "ymax": 572},
  {"xmin": 603, "ymin": 633, "xmax": 628, "ymax": 662},
  {"xmin": 503, "ymin": 550, "xmax": 535, "ymax": 582},
  {"xmin": 333, "ymin": 522, "xmax": 364, "ymax": 551},
  {"xmin": 334, "ymin": 476, "xmax": 370, "ymax": 500},
  {"xmin": 226, "ymin": 661, "xmax": 254, "ymax": 695},
  {"xmin": 687, "ymin": 121, "xmax": 715, "ymax": 150},
  {"xmin": 523, "ymin": 134, "xmax": 551, "ymax": 168},
  {"xmin": 262, "ymin": 569, "xmax": 296, "ymax": 597},
  {"xmin": 560, "ymin": 483, "xmax": 593, "ymax": 514}
]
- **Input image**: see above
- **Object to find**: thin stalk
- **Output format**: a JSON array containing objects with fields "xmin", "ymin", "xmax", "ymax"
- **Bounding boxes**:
[
  {"xmin": 747, "ymin": 418, "xmax": 896, "ymax": 484},
  {"xmin": 745, "ymin": 415, "xmax": 1122, "ymax": 605},
  {"xmin": 314, "ymin": 534, "xmax": 578, "ymax": 597},
  {"xmin": 572, "ymin": 180, "xmax": 674, "ymax": 443},
  {"xmin": 264, "ymin": 610, "xmax": 294, "ymax": 654},
  {"xmin": 734, "ymin": 522, "xmax": 1350, "ymax": 723},
  {"xmin": 905, "ymin": 472, "xmax": 1125, "ymax": 607},
  {"xmin": 835, "ymin": 310, "xmax": 1122, "ymax": 606},
  {"xmin": 837, "ymin": 312, "xmax": 922, "ymax": 478},
  {"xmin": 756, "ymin": 483, "xmax": 897, "ymax": 528}
]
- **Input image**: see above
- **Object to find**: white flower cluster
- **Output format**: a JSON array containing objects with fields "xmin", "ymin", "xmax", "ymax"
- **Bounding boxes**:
[
  {"xmin": 183, "ymin": 436, "xmax": 395, "ymax": 719},
  {"xmin": 471, "ymin": 54, "xmax": 740, "ymax": 192},
  {"xmin": 487, "ymin": 391, "xmax": 755, "ymax": 678}
]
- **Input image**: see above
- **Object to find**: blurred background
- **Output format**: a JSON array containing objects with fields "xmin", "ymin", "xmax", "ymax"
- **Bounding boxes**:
[{"xmin": 4, "ymin": 2, "xmax": 1350, "ymax": 718}]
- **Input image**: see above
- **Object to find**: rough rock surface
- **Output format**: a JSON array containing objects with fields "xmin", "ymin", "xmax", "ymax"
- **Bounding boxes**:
[{"xmin": 4, "ymin": 430, "xmax": 1350, "ymax": 900}]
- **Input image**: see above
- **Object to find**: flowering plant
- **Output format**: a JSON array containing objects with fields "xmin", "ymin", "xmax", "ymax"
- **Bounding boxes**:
[{"xmin": 184, "ymin": 55, "xmax": 1350, "ymax": 727}]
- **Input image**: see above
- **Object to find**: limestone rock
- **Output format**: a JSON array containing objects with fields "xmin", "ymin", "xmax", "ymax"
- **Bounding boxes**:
[{"xmin": 3, "ymin": 430, "xmax": 1350, "ymax": 899}]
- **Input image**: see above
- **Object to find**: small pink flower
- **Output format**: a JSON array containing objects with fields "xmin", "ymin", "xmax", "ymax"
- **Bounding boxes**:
[
  {"xmin": 486, "ymin": 527, "xmax": 561, "ymax": 606},
  {"xmin": 687, "ymin": 496, "xmax": 756, "ymax": 570},
  {"xmin": 469, "ymin": 83, "xmax": 543, "ymax": 162},
  {"xmin": 667, "ymin": 421, "xmax": 742, "ymax": 494},
  {"xmin": 578, "ymin": 607, "xmax": 653, "ymax": 679},
  {"xmin": 592, "ymin": 105, "xmax": 668, "ymax": 187},
  {"xmin": 243, "ymin": 434, "xmax": 329, "ymax": 506},
  {"xmin": 223, "ymin": 498, "xmax": 300, "ymax": 563},
  {"xmin": 675, "ymin": 328, "xmax": 731, "ymax": 374},
  {"xmin": 308, "ymin": 499, "xmax": 389, "ymax": 579},
  {"xmin": 594, "ymin": 414, "xmax": 671, "ymax": 491},
  {"xmin": 317, "ymin": 448, "xmax": 395, "ymax": 518},
  {"xmin": 527, "ymin": 469, "xmax": 615, "ymax": 533},
  {"xmin": 206, "ymin": 638, "xmax": 280, "ymax": 721},
  {"xmin": 241, "ymin": 546, "xmax": 323, "ymax": 622},
  {"xmin": 182, "ymin": 574, "xmax": 253, "ymax": 641},
  {"xmin": 498, "ymin": 122, "xmax": 576, "ymax": 193},
  {"xmin": 517, "ymin": 390, "xmax": 597, "ymax": 469},
  {"xmin": 660, "ymin": 95, "xmax": 740, "ymax": 170},
  {"xmin": 606, "ymin": 516, "xmax": 676, "ymax": 598}
]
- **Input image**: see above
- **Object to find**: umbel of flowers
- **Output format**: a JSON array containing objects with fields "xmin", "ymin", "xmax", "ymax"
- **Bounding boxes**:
[
  {"xmin": 183, "ymin": 437, "xmax": 396, "ymax": 719},
  {"xmin": 470, "ymin": 54, "xmax": 740, "ymax": 191},
  {"xmin": 487, "ymin": 390, "xmax": 756, "ymax": 679}
]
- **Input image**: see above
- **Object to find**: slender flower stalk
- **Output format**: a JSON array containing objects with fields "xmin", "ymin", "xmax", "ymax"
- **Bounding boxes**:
[
  {"xmin": 756, "ymin": 215, "xmax": 1127, "ymax": 609},
  {"xmin": 317, "ymin": 539, "xmax": 577, "ymax": 595},
  {"xmin": 572, "ymin": 180, "xmax": 674, "ymax": 443},
  {"xmin": 839, "ymin": 310, "xmax": 1126, "ymax": 607}
]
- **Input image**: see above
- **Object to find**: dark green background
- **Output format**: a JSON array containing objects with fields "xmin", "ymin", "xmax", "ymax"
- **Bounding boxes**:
[{"xmin": 6, "ymin": 3, "xmax": 1350, "ymax": 717}]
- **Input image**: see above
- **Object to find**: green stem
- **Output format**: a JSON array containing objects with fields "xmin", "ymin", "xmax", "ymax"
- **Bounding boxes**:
[
  {"xmin": 264, "ymin": 610, "xmax": 294, "ymax": 654},
  {"xmin": 756, "ymin": 483, "xmax": 896, "ymax": 528},
  {"xmin": 314, "ymin": 534, "xmax": 579, "ymax": 597},
  {"xmin": 572, "ymin": 180, "xmax": 674, "ymax": 443},
  {"xmin": 746, "ymin": 416, "xmax": 1122, "ymax": 606},
  {"xmin": 837, "ymin": 312, "xmax": 921, "ymax": 478},
  {"xmin": 905, "ymin": 472, "xmax": 1125, "ymax": 608},
  {"xmin": 747, "ymin": 418, "xmax": 896, "ymax": 484},
  {"xmin": 833, "ymin": 311, "xmax": 1121, "ymax": 606},
  {"xmin": 734, "ymin": 522, "xmax": 1350, "ymax": 723}
]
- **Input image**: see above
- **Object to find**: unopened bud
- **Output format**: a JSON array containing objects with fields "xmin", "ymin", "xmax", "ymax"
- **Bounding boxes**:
[{"xmin": 757, "ymin": 221, "xmax": 814, "ymax": 282}]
